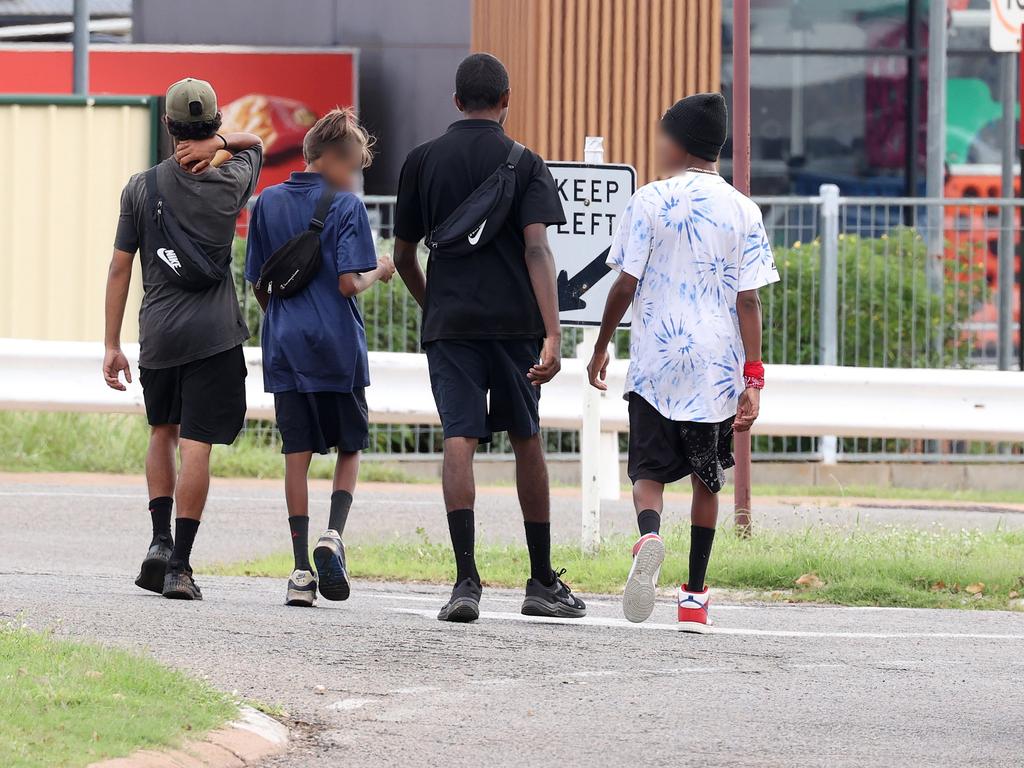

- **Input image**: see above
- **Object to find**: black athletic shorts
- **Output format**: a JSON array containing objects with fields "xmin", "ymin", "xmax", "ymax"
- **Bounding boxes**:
[
  {"xmin": 424, "ymin": 339, "xmax": 543, "ymax": 444},
  {"xmin": 139, "ymin": 345, "xmax": 247, "ymax": 445},
  {"xmin": 274, "ymin": 389, "xmax": 369, "ymax": 455},
  {"xmin": 626, "ymin": 392, "xmax": 735, "ymax": 492}
]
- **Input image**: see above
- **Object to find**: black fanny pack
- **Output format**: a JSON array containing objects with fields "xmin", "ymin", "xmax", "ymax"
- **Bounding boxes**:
[
  {"xmin": 255, "ymin": 187, "xmax": 336, "ymax": 299},
  {"xmin": 426, "ymin": 141, "xmax": 525, "ymax": 258},
  {"xmin": 144, "ymin": 167, "xmax": 230, "ymax": 291}
]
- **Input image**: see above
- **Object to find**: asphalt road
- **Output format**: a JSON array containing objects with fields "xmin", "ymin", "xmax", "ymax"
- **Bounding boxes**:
[{"xmin": 2, "ymin": 473, "xmax": 1024, "ymax": 767}]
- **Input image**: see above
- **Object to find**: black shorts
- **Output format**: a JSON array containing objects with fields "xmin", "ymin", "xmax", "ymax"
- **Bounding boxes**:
[
  {"xmin": 139, "ymin": 345, "xmax": 247, "ymax": 445},
  {"xmin": 425, "ymin": 339, "xmax": 542, "ymax": 444},
  {"xmin": 274, "ymin": 389, "xmax": 369, "ymax": 455},
  {"xmin": 626, "ymin": 392, "xmax": 735, "ymax": 492}
]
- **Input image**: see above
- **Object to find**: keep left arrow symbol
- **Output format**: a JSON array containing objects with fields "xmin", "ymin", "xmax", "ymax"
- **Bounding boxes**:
[{"xmin": 558, "ymin": 246, "xmax": 611, "ymax": 311}]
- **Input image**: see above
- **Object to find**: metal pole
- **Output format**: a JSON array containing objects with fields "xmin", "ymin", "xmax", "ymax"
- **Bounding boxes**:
[
  {"xmin": 819, "ymin": 184, "xmax": 840, "ymax": 465},
  {"xmin": 580, "ymin": 136, "xmax": 605, "ymax": 553},
  {"xmin": 732, "ymin": 0, "xmax": 752, "ymax": 533},
  {"xmin": 904, "ymin": 0, "xmax": 921, "ymax": 221},
  {"xmin": 998, "ymin": 53, "xmax": 1017, "ymax": 371},
  {"xmin": 72, "ymin": 0, "xmax": 89, "ymax": 96},
  {"xmin": 925, "ymin": 0, "xmax": 947, "ymax": 300}
]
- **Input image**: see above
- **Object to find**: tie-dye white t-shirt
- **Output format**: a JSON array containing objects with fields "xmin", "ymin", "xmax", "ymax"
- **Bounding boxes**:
[{"xmin": 607, "ymin": 171, "xmax": 779, "ymax": 423}]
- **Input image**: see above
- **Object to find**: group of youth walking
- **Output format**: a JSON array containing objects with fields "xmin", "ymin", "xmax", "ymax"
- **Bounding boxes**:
[{"xmin": 103, "ymin": 53, "xmax": 778, "ymax": 631}]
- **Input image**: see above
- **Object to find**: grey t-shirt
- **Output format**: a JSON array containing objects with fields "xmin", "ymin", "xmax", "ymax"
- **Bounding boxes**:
[{"xmin": 114, "ymin": 147, "xmax": 263, "ymax": 369}]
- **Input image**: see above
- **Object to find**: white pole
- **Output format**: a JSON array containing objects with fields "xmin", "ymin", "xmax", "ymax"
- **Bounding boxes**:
[{"xmin": 579, "ymin": 136, "xmax": 606, "ymax": 553}]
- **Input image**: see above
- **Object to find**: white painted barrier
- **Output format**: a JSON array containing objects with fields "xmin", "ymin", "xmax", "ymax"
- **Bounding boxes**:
[{"xmin": 2, "ymin": 339, "xmax": 1023, "ymax": 442}]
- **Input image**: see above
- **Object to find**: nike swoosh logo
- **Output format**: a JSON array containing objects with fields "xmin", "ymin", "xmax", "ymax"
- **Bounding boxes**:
[
  {"xmin": 156, "ymin": 248, "xmax": 182, "ymax": 276},
  {"xmin": 467, "ymin": 219, "xmax": 486, "ymax": 246}
]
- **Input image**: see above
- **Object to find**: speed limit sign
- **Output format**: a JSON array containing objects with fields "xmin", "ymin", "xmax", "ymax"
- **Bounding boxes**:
[{"xmin": 991, "ymin": 0, "xmax": 1024, "ymax": 52}]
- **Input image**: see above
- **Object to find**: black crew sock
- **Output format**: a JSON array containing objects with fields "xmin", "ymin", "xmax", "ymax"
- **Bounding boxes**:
[
  {"xmin": 687, "ymin": 525, "xmax": 717, "ymax": 592},
  {"xmin": 149, "ymin": 496, "xmax": 173, "ymax": 542},
  {"xmin": 168, "ymin": 518, "xmax": 200, "ymax": 571},
  {"xmin": 328, "ymin": 490, "xmax": 353, "ymax": 535},
  {"xmin": 523, "ymin": 521, "xmax": 554, "ymax": 585},
  {"xmin": 289, "ymin": 515, "xmax": 311, "ymax": 571},
  {"xmin": 637, "ymin": 509, "xmax": 661, "ymax": 537},
  {"xmin": 447, "ymin": 509, "xmax": 480, "ymax": 586}
]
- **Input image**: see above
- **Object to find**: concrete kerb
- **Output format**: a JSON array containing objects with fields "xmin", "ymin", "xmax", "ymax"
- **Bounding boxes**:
[{"xmin": 86, "ymin": 706, "xmax": 288, "ymax": 768}]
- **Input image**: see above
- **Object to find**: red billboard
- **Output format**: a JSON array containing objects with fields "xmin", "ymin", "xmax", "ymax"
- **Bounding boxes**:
[{"xmin": 0, "ymin": 44, "xmax": 358, "ymax": 191}]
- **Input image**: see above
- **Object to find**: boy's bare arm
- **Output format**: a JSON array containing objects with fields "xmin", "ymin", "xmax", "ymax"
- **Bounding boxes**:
[
  {"xmin": 734, "ymin": 288, "xmax": 763, "ymax": 432},
  {"xmin": 103, "ymin": 248, "xmax": 135, "ymax": 391},
  {"xmin": 393, "ymin": 238, "xmax": 426, "ymax": 308},
  {"xmin": 338, "ymin": 254, "xmax": 396, "ymax": 298},
  {"xmin": 586, "ymin": 272, "xmax": 637, "ymax": 390},
  {"xmin": 523, "ymin": 223, "xmax": 562, "ymax": 386},
  {"xmin": 175, "ymin": 132, "xmax": 264, "ymax": 173}
]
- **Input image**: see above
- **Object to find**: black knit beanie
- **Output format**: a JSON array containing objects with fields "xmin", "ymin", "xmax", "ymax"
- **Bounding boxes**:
[{"xmin": 661, "ymin": 92, "xmax": 728, "ymax": 161}]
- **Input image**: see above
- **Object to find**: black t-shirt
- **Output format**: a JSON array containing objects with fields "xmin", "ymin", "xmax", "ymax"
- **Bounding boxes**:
[
  {"xmin": 114, "ymin": 148, "xmax": 263, "ymax": 369},
  {"xmin": 394, "ymin": 119, "xmax": 566, "ymax": 343}
]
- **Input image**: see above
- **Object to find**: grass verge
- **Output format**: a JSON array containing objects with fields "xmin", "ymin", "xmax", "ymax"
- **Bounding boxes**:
[
  {"xmin": 207, "ymin": 524, "xmax": 1024, "ymax": 611},
  {"xmin": 0, "ymin": 411, "xmax": 420, "ymax": 483},
  {"xmin": 0, "ymin": 624, "xmax": 235, "ymax": 768}
]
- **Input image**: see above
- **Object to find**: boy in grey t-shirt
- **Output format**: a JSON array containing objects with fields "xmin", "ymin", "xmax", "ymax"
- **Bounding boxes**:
[{"xmin": 103, "ymin": 77, "xmax": 263, "ymax": 601}]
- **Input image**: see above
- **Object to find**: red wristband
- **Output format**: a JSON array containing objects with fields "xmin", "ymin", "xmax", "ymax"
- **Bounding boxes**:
[{"xmin": 743, "ymin": 360, "xmax": 764, "ymax": 390}]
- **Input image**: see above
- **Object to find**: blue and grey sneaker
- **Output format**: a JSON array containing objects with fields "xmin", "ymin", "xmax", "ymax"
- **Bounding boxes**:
[
  {"xmin": 135, "ymin": 535, "xmax": 172, "ymax": 594},
  {"xmin": 521, "ymin": 568, "xmax": 586, "ymax": 618},
  {"xmin": 285, "ymin": 569, "xmax": 317, "ymax": 607},
  {"xmin": 313, "ymin": 529, "xmax": 350, "ymax": 601}
]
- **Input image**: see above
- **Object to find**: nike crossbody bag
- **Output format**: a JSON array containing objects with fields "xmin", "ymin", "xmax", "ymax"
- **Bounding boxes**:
[
  {"xmin": 254, "ymin": 186, "xmax": 336, "ymax": 299},
  {"xmin": 426, "ymin": 141, "xmax": 525, "ymax": 259},
  {"xmin": 144, "ymin": 167, "xmax": 230, "ymax": 291}
]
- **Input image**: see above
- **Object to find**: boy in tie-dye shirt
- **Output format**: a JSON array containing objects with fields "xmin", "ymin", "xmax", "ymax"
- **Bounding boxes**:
[{"xmin": 587, "ymin": 93, "xmax": 778, "ymax": 632}]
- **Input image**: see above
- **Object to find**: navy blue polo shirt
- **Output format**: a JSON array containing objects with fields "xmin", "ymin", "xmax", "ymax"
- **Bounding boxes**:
[{"xmin": 244, "ymin": 173, "xmax": 377, "ymax": 393}]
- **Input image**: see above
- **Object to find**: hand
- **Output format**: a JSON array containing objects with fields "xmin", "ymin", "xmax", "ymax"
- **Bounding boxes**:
[
  {"xmin": 734, "ymin": 387, "xmax": 761, "ymax": 432},
  {"xmin": 527, "ymin": 335, "xmax": 562, "ymax": 386},
  {"xmin": 103, "ymin": 347, "xmax": 132, "ymax": 391},
  {"xmin": 377, "ymin": 253, "xmax": 396, "ymax": 283},
  {"xmin": 587, "ymin": 345, "xmax": 609, "ymax": 390},
  {"xmin": 174, "ymin": 137, "xmax": 222, "ymax": 173}
]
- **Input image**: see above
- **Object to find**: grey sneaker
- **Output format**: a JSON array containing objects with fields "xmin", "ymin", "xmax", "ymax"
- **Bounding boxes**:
[
  {"xmin": 135, "ymin": 535, "xmax": 173, "ymax": 594},
  {"xmin": 162, "ymin": 566, "xmax": 203, "ymax": 601},
  {"xmin": 437, "ymin": 578, "xmax": 482, "ymax": 622},
  {"xmin": 285, "ymin": 569, "xmax": 317, "ymax": 607},
  {"xmin": 312, "ymin": 529, "xmax": 350, "ymax": 601},
  {"xmin": 521, "ymin": 568, "xmax": 586, "ymax": 618}
]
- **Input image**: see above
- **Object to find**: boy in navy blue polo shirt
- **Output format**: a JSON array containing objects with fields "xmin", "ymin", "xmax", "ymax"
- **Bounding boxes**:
[{"xmin": 245, "ymin": 108, "xmax": 394, "ymax": 607}]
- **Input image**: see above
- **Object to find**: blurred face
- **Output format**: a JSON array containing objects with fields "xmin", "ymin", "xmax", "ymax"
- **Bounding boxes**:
[
  {"xmin": 655, "ymin": 126, "xmax": 688, "ymax": 176},
  {"xmin": 316, "ymin": 145, "xmax": 363, "ymax": 191}
]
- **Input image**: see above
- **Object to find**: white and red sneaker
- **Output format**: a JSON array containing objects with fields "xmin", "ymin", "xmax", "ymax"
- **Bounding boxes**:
[
  {"xmin": 677, "ymin": 584, "xmax": 712, "ymax": 633},
  {"xmin": 622, "ymin": 533, "xmax": 665, "ymax": 623}
]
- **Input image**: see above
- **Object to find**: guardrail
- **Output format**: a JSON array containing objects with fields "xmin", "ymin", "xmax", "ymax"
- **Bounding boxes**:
[{"xmin": 4, "ymin": 338, "xmax": 1023, "ymax": 444}]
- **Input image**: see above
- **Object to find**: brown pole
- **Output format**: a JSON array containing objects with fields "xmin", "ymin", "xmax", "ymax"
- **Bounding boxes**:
[{"xmin": 732, "ymin": 0, "xmax": 753, "ymax": 535}]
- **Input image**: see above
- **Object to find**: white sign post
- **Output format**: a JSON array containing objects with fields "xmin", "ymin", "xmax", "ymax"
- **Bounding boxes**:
[
  {"xmin": 547, "ymin": 138, "xmax": 636, "ymax": 552},
  {"xmin": 990, "ymin": 0, "xmax": 1024, "ymax": 51}
]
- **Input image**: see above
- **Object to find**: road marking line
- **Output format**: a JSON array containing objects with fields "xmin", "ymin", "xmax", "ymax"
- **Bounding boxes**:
[
  {"xmin": 327, "ymin": 698, "xmax": 374, "ymax": 711},
  {"xmin": 390, "ymin": 607, "xmax": 1024, "ymax": 640}
]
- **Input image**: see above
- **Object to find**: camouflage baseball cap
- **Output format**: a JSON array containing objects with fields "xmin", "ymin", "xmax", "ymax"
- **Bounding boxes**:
[{"xmin": 165, "ymin": 77, "xmax": 218, "ymax": 123}]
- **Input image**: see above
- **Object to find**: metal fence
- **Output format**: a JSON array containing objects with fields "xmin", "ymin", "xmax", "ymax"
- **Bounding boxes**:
[{"xmin": 235, "ymin": 188, "xmax": 1024, "ymax": 463}]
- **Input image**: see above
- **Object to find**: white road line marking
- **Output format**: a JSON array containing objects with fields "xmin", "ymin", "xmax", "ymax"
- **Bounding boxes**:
[
  {"xmin": 390, "ymin": 607, "xmax": 1024, "ymax": 640},
  {"xmin": 326, "ymin": 698, "xmax": 374, "ymax": 711},
  {"xmin": 366, "ymin": 591, "xmax": 756, "ymax": 610}
]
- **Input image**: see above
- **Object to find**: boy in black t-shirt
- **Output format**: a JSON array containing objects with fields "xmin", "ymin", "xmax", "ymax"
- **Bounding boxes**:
[{"xmin": 394, "ymin": 53, "xmax": 586, "ymax": 622}]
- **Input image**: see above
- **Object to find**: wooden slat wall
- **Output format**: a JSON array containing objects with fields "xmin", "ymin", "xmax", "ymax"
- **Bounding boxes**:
[{"xmin": 471, "ymin": 0, "xmax": 721, "ymax": 183}]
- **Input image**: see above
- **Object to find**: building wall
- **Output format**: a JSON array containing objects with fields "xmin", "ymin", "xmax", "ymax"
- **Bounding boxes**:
[
  {"xmin": 0, "ymin": 101, "xmax": 149, "ymax": 341},
  {"xmin": 472, "ymin": 0, "xmax": 722, "ymax": 183},
  {"xmin": 132, "ymin": 0, "xmax": 472, "ymax": 194}
]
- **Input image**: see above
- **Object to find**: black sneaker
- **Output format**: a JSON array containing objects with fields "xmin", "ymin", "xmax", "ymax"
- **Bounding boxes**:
[
  {"xmin": 162, "ymin": 566, "xmax": 203, "ymax": 601},
  {"xmin": 135, "ymin": 535, "xmax": 173, "ymax": 594},
  {"xmin": 437, "ymin": 578, "xmax": 481, "ymax": 622},
  {"xmin": 312, "ymin": 529, "xmax": 350, "ymax": 601},
  {"xmin": 521, "ymin": 568, "xmax": 586, "ymax": 618}
]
